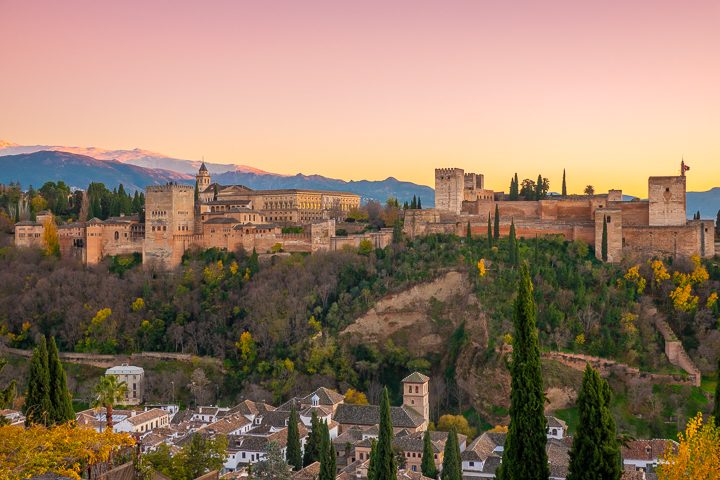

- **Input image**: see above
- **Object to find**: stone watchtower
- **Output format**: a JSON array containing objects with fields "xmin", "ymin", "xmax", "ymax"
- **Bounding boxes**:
[
  {"xmin": 196, "ymin": 162, "xmax": 211, "ymax": 193},
  {"xmin": 402, "ymin": 372, "xmax": 430, "ymax": 428},
  {"xmin": 435, "ymin": 168, "xmax": 465, "ymax": 215}
]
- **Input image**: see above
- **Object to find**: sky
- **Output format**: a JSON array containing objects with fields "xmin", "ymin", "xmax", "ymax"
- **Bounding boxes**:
[{"xmin": 1, "ymin": 0, "xmax": 719, "ymax": 196}]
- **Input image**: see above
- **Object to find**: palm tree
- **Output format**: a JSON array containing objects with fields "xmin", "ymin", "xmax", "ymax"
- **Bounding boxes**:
[{"xmin": 92, "ymin": 375, "xmax": 128, "ymax": 430}]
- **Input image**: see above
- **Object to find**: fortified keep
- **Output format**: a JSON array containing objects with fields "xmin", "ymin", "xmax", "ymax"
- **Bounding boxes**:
[{"xmin": 407, "ymin": 165, "xmax": 715, "ymax": 261}]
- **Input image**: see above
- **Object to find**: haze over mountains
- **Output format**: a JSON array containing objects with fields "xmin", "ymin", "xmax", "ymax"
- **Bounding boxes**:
[
  {"xmin": 0, "ymin": 141, "xmax": 435, "ymax": 205},
  {"xmin": 0, "ymin": 140, "xmax": 717, "ymax": 216}
]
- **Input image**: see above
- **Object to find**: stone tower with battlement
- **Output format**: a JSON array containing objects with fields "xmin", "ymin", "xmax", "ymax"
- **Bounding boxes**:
[
  {"xmin": 648, "ymin": 176, "xmax": 686, "ymax": 226},
  {"xmin": 402, "ymin": 372, "xmax": 430, "ymax": 429},
  {"xmin": 435, "ymin": 168, "xmax": 465, "ymax": 214},
  {"xmin": 143, "ymin": 184, "xmax": 196, "ymax": 268}
]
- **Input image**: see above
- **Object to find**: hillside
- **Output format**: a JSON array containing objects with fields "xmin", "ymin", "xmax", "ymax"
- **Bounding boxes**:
[
  {"xmin": 0, "ymin": 151, "xmax": 193, "ymax": 191},
  {"xmin": 0, "ymin": 231, "xmax": 716, "ymax": 437},
  {"xmin": 687, "ymin": 187, "xmax": 720, "ymax": 219}
]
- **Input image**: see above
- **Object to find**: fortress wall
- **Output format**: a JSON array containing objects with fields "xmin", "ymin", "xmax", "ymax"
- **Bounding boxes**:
[
  {"xmin": 622, "ymin": 224, "xmax": 704, "ymax": 258},
  {"xmin": 617, "ymin": 201, "xmax": 650, "ymax": 225},
  {"xmin": 496, "ymin": 201, "xmax": 541, "ymax": 220},
  {"xmin": 545, "ymin": 200, "xmax": 593, "ymax": 222}
]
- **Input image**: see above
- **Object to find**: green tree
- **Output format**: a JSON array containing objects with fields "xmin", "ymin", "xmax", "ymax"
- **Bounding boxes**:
[
  {"xmin": 567, "ymin": 365, "xmax": 621, "ymax": 480},
  {"xmin": 508, "ymin": 219, "xmax": 518, "ymax": 266},
  {"xmin": 286, "ymin": 405, "xmax": 303, "ymax": 470},
  {"xmin": 367, "ymin": 439, "xmax": 378, "ymax": 480},
  {"xmin": 601, "ymin": 216, "xmax": 608, "ymax": 262},
  {"xmin": 714, "ymin": 358, "xmax": 720, "ymax": 428},
  {"xmin": 303, "ymin": 411, "xmax": 322, "ymax": 466},
  {"xmin": 23, "ymin": 337, "xmax": 52, "ymax": 426},
  {"xmin": 175, "ymin": 433, "xmax": 228, "ymax": 480},
  {"xmin": 440, "ymin": 427, "xmax": 462, "ymax": 480},
  {"xmin": 421, "ymin": 430, "xmax": 438, "ymax": 479},
  {"xmin": 0, "ymin": 358, "xmax": 17, "ymax": 426},
  {"xmin": 562, "ymin": 169, "xmax": 567, "ymax": 196},
  {"xmin": 487, "ymin": 213, "xmax": 493, "ymax": 249},
  {"xmin": 417, "ymin": 197, "xmax": 422, "ymax": 209},
  {"xmin": 253, "ymin": 441, "xmax": 291, "ymax": 480},
  {"xmin": 91, "ymin": 375, "xmax": 128, "ymax": 430},
  {"xmin": 319, "ymin": 420, "xmax": 336, "ymax": 480},
  {"xmin": 509, "ymin": 173, "xmax": 519, "ymax": 200},
  {"xmin": 375, "ymin": 387, "xmax": 397, "ymax": 480},
  {"xmin": 466, "ymin": 221, "xmax": 472, "ymax": 240},
  {"xmin": 497, "ymin": 263, "xmax": 549, "ymax": 480},
  {"xmin": 493, "ymin": 204, "xmax": 500, "ymax": 240},
  {"xmin": 584, "ymin": 185, "xmax": 595, "ymax": 195},
  {"xmin": 535, "ymin": 174, "xmax": 543, "ymax": 200},
  {"xmin": 47, "ymin": 337, "xmax": 74, "ymax": 424}
]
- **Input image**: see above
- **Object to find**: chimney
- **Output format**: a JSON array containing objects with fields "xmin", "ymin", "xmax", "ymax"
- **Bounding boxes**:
[{"xmin": 131, "ymin": 410, "xmax": 137, "ymax": 417}]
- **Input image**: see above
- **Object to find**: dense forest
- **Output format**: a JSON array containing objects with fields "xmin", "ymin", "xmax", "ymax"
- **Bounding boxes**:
[{"xmin": 0, "ymin": 218, "xmax": 718, "ymax": 436}]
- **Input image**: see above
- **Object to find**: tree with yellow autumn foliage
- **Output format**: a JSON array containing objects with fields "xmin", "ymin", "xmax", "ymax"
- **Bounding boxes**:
[
  {"xmin": 657, "ymin": 413, "xmax": 720, "ymax": 480},
  {"xmin": 42, "ymin": 216, "xmax": 60, "ymax": 257},
  {"xmin": 0, "ymin": 423, "xmax": 134, "ymax": 480},
  {"xmin": 344, "ymin": 388, "xmax": 369, "ymax": 405}
]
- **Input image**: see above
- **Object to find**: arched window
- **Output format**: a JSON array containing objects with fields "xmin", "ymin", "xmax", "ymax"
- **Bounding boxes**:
[{"xmin": 114, "ymin": 231, "xmax": 119, "ymax": 240}]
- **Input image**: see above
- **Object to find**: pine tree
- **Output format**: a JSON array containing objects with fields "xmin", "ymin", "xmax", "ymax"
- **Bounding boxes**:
[
  {"xmin": 303, "ymin": 411, "xmax": 322, "ymax": 466},
  {"xmin": 713, "ymin": 357, "xmax": 720, "ymax": 428},
  {"xmin": 493, "ymin": 205, "xmax": 500, "ymax": 240},
  {"xmin": 47, "ymin": 336, "xmax": 74, "ymax": 424},
  {"xmin": 24, "ymin": 337, "xmax": 52, "ymax": 426},
  {"xmin": 421, "ymin": 430, "xmax": 438, "ymax": 479},
  {"xmin": 497, "ymin": 263, "xmax": 549, "ymax": 480},
  {"xmin": 601, "ymin": 216, "xmax": 608, "ymax": 262},
  {"xmin": 562, "ymin": 169, "xmax": 567, "ymax": 196},
  {"xmin": 466, "ymin": 221, "xmax": 472, "ymax": 240},
  {"xmin": 508, "ymin": 220, "xmax": 517, "ymax": 266},
  {"xmin": 440, "ymin": 428, "xmax": 462, "ymax": 480},
  {"xmin": 286, "ymin": 405, "xmax": 302, "ymax": 470},
  {"xmin": 487, "ymin": 214, "xmax": 493, "ymax": 249},
  {"xmin": 375, "ymin": 387, "xmax": 397, "ymax": 480},
  {"xmin": 567, "ymin": 365, "xmax": 622, "ymax": 480},
  {"xmin": 319, "ymin": 421, "xmax": 336, "ymax": 480}
]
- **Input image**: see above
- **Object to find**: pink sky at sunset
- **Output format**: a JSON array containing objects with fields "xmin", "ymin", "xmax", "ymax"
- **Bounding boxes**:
[{"xmin": 1, "ymin": 0, "xmax": 719, "ymax": 196}]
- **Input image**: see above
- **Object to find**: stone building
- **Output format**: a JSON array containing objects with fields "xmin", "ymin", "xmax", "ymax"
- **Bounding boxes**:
[
  {"xmin": 105, "ymin": 364, "xmax": 145, "ymax": 405},
  {"xmin": 406, "ymin": 165, "xmax": 715, "ymax": 262},
  {"xmin": 13, "ymin": 164, "xmax": 387, "ymax": 270}
]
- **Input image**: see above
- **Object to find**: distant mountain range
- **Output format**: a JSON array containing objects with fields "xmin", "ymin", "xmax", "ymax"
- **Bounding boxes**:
[
  {"xmin": 687, "ymin": 187, "xmax": 720, "ymax": 220},
  {"xmin": 0, "ymin": 151, "xmax": 193, "ymax": 192},
  {"xmin": 0, "ymin": 141, "xmax": 434, "ymax": 205},
  {"xmin": 0, "ymin": 141, "xmax": 717, "ymax": 214}
]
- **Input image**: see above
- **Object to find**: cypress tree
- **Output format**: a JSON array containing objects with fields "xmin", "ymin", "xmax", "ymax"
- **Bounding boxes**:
[
  {"xmin": 47, "ymin": 336, "xmax": 74, "ymax": 424},
  {"xmin": 24, "ymin": 337, "xmax": 52, "ymax": 426},
  {"xmin": 466, "ymin": 221, "xmax": 472, "ymax": 240},
  {"xmin": 562, "ymin": 169, "xmax": 567, "ymax": 196},
  {"xmin": 375, "ymin": 387, "xmax": 397, "ymax": 480},
  {"xmin": 493, "ymin": 205, "xmax": 500, "ymax": 240},
  {"xmin": 411, "ymin": 196, "xmax": 417, "ymax": 209},
  {"xmin": 487, "ymin": 214, "xmax": 493, "ymax": 249},
  {"xmin": 535, "ymin": 174, "xmax": 543, "ymax": 200},
  {"xmin": 508, "ymin": 220, "xmax": 517, "ymax": 266},
  {"xmin": 713, "ymin": 358, "xmax": 720, "ymax": 428},
  {"xmin": 286, "ymin": 405, "xmax": 302, "ymax": 470},
  {"xmin": 513, "ymin": 173, "xmax": 520, "ymax": 200},
  {"xmin": 417, "ymin": 198, "xmax": 422, "ymax": 209},
  {"xmin": 319, "ymin": 421, "xmax": 336, "ymax": 480},
  {"xmin": 440, "ymin": 428, "xmax": 462, "ymax": 480},
  {"xmin": 303, "ymin": 411, "xmax": 322, "ymax": 466},
  {"xmin": 601, "ymin": 216, "xmax": 608, "ymax": 262},
  {"xmin": 213, "ymin": 183, "xmax": 219, "ymax": 201},
  {"xmin": 367, "ymin": 439, "xmax": 378, "ymax": 480},
  {"xmin": 567, "ymin": 365, "xmax": 622, "ymax": 480},
  {"xmin": 421, "ymin": 430, "xmax": 438, "ymax": 479},
  {"xmin": 497, "ymin": 263, "xmax": 549, "ymax": 480}
]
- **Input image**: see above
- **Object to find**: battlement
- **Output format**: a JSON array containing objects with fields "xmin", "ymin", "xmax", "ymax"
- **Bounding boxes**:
[
  {"xmin": 435, "ymin": 167, "xmax": 464, "ymax": 177},
  {"xmin": 146, "ymin": 183, "xmax": 194, "ymax": 193}
]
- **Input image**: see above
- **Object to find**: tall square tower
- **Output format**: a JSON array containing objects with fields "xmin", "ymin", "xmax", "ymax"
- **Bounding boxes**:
[
  {"xmin": 435, "ymin": 168, "xmax": 465, "ymax": 214},
  {"xmin": 648, "ymin": 176, "xmax": 686, "ymax": 226},
  {"xmin": 402, "ymin": 372, "xmax": 430, "ymax": 428}
]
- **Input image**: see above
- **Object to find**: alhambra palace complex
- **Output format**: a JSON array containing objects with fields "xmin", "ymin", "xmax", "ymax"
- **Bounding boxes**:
[
  {"xmin": 404, "ymin": 164, "xmax": 715, "ymax": 261},
  {"xmin": 14, "ymin": 164, "xmax": 394, "ymax": 269},
  {"xmin": 14, "ymin": 162, "xmax": 716, "ymax": 267}
]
